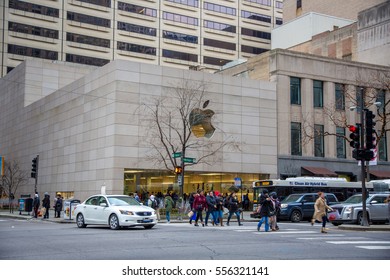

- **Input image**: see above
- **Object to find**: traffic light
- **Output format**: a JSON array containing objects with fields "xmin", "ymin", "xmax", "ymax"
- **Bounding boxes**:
[
  {"xmin": 365, "ymin": 110, "xmax": 376, "ymax": 150},
  {"xmin": 31, "ymin": 156, "xmax": 38, "ymax": 178},
  {"xmin": 349, "ymin": 125, "xmax": 361, "ymax": 160},
  {"xmin": 174, "ymin": 166, "xmax": 182, "ymax": 174}
]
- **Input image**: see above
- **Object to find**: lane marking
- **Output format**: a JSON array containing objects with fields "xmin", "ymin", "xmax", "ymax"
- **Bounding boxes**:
[
  {"xmin": 327, "ymin": 241, "xmax": 390, "ymax": 244},
  {"xmin": 355, "ymin": 246, "xmax": 390, "ymax": 250}
]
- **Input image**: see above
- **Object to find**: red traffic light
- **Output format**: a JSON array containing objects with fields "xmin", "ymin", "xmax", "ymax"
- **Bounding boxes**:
[{"xmin": 348, "ymin": 125, "xmax": 357, "ymax": 133}]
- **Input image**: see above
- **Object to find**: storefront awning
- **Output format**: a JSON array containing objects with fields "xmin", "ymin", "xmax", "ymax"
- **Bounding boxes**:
[
  {"xmin": 369, "ymin": 170, "xmax": 390, "ymax": 179},
  {"xmin": 301, "ymin": 166, "xmax": 338, "ymax": 177}
]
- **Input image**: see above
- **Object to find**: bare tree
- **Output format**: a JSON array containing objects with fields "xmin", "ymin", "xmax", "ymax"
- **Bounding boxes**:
[
  {"xmin": 140, "ymin": 79, "xmax": 239, "ymax": 195},
  {"xmin": 1, "ymin": 160, "xmax": 29, "ymax": 213},
  {"xmin": 302, "ymin": 70, "xmax": 390, "ymax": 150}
]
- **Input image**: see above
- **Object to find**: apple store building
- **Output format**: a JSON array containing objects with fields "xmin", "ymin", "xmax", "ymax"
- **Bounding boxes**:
[{"xmin": 0, "ymin": 59, "xmax": 277, "ymax": 203}]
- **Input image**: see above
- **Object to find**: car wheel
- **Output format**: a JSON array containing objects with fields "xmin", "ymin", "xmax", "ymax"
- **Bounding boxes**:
[
  {"xmin": 109, "ymin": 214, "xmax": 120, "ymax": 230},
  {"xmin": 332, "ymin": 222, "xmax": 342, "ymax": 226},
  {"xmin": 357, "ymin": 212, "xmax": 369, "ymax": 225},
  {"xmin": 290, "ymin": 210, "xmax": 302, "ymax": 222},
  {"xmin": 76, "ymin": 214, "xmax": 87, "ymax": 228},
  {"xmin": 144, "ymin": 225, "xmax": 155, "ymax": 229}
]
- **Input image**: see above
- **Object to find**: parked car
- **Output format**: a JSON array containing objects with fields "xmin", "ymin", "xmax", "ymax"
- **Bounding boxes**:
[
  {"xmin": 330, "ymin": 193, "xmax": 390, "ymax": 226},
  {"xmin": 279, "ymin": 193, "xmax": 338, "ymax": 222},
  {"xmin": 74, "ymin": 194, "xmax": 157, "ymax": 230}
]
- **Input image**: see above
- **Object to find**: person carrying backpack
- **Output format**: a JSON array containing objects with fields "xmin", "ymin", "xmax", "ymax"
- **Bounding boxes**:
[{"xmin": 148, "ymin": 195, "xmax": 160, "ymax": 221}]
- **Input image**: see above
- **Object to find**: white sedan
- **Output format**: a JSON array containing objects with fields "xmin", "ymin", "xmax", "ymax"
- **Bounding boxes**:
[{"xmin": 74, "ymin": 194, "xmax": 157, "ymax": 230}]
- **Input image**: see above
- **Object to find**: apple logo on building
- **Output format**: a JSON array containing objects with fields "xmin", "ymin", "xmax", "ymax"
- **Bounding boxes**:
[{"xmin": 189, "ymin": 100, "xmax": 215, "ymax": 138}]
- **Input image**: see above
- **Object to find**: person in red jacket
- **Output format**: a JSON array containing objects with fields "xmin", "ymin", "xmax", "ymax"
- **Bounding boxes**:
[{"xmin": 193, "ymin": 190, "xmax": 207, "ymax": 227}]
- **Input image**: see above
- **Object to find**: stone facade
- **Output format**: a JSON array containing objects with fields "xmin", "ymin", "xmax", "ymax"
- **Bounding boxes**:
[
  {"xmin": 0, "ymin": 59, "xmax": 277, "ymax": 200},
  {"xmin": 220, "ymin": 49, "xmax": 390, "ymax": 180}
]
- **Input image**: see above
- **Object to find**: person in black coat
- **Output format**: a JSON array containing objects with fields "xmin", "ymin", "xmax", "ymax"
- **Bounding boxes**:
[
  {"xmin": 33, "ymin": 193, "xmax": 40, "ymax": 218},
  {"xmin": 226, "ymin": 192, "xmax": 243, "ymax": 226},
  {"xmin": 256, "ymin": 189, "xmax": 274, "ymax": 232},
  {"xmin": 54, "ymin": 194, "xmax": 63, "ymax": 218},
  {"xmin": 42, "ymin": 192, "xmax": 50, "ymax": 219}
]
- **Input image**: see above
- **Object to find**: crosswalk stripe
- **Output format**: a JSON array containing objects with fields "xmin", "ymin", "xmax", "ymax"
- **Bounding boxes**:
[
  {"xmin": 327, "ymin": 241, "xmax": 390, "ymax": 244},
  {"xmin": 253, "ymin": 231, "xmax": 316, "ymax": 234},
  {"xmin": 355, "ymin": 246, "xmax": 390, "ymax": 250}
]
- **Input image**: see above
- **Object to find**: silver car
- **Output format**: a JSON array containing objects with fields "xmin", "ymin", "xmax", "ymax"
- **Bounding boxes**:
[
  {"xmin": 330, "ymin": 193, "xmax": 390, "ymax": 225},
  {"xmin": 74, "ymin": 194, "xmax": 157, "ymax": 230}
]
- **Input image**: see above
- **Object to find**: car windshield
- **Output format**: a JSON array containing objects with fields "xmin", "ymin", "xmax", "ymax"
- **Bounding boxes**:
[
  {"xmin": 343, "ymin": 195, "xmax": 363, "ymax": 204},
  {"xmin": 281, "ymin": 194, "xmax": 303, "ymax": 203},
  {"xmin": 107, "ymin": 196, "xmax": 141, "ymax": 206}
]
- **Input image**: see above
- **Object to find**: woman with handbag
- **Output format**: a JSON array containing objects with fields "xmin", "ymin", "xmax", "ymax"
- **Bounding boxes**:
[
  {"xmin": 311, "ymin": 192, "xmax": 333, "ymax": 233},
  {"xmin": 193, "ymin": 190, "xmax": 206, "ymax": 227}
]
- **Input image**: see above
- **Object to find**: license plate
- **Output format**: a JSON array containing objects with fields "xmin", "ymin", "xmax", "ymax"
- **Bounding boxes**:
[{"xmin": 143, "ymin": 219, "xmax": 152, "ymax": 223}]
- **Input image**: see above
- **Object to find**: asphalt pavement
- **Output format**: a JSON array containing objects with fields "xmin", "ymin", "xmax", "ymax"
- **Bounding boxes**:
[{"xmin": 1, "ymin": 208, "xmax": 389, "ymax": 231}]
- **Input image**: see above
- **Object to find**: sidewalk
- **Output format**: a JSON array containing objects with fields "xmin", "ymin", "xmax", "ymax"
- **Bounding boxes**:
[{"xmin": 1, "ymin": 209, "xmax": 389, "ymax": 231}]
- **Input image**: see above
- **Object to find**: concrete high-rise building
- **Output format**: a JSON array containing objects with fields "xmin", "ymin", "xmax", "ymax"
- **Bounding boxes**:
[
  {"xmin": 0, "ymin": 0, "xmax": 284, "ymax": 77},
  {"xmin": 282, "ymin": 0, "xmax": 386, "ymax": 23}
]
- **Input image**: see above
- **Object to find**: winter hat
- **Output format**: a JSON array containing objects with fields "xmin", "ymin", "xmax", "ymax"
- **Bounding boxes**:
[{"xmin": 150, "ymin": 195, "xmax": 155, "ymax": 200}]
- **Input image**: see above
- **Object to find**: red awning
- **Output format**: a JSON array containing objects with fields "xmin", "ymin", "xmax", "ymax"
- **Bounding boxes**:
[
  {"xmin": 369, "ymin": 170, "xmax": 390, "ymax": 179},
  {"xmin": 301, "ymin": 166, "xmax": 338, "ymax": 177}
]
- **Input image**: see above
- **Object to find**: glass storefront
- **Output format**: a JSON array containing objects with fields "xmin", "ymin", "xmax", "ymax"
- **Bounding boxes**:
[{"xmin": 124, "ymin": 169, "xmax": 269, "ymax": 203}]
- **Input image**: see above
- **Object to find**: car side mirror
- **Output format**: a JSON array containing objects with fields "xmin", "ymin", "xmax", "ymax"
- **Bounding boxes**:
[
  {"xmin": 301, "ymin": 200, "xmax": 306, "ymax": 204},
  {"xmin": 100, "ymin": 203, "xmax": 107, "ymax": 207}
]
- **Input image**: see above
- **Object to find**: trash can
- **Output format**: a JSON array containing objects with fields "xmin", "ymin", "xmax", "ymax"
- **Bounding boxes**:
[
  {"xmin": 63, "ymin": 199, "xmax": 81, "ymax": 220},
  {"xmin": 18, "ymin": 197, "xmax": 33, "ymax": 214},
  {"xmin": 18, "ymin": 198, "xmax": 25, "ymax": 214},
  {"xmin": 24, "ymin": 198, "xmax": 33, "ymax": 212}
]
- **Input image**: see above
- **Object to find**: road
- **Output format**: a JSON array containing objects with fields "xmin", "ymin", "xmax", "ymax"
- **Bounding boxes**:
[{"xmin": 0, "ymin": 217, "xmax": 389, "ymax": 260}]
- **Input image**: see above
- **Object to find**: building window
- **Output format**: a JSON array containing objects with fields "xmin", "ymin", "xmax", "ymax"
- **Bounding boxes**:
[
  {"xmin": 7, "ymin": 67, "xmax": 15, "ymax": 73},
  {"xmin": 204, "ymin": 20, "xmax": 236, "ymax": 33},
  {"xmin": 67, "ymin": 11, "xmax": 110, "ymax": 28},
  {"xmin": 203, "ymin": 56, "xmax": 231, "ymax": 66},
  {"xmin": 241, "ymin": 27, "xmax": 271, "ymax": 40},
  {"xmin": 66, "ymin": 53, "xmax": 109, "ymax": 66},
  {"xmin": 376, "ymin": 89, "xmax": 385, "ymax": 113},
  {"xmin": 67, "ymin": 33, "xmax": 110, "ymax": 48},
  {"xmin": 8, "ymin": 44, "xmax": 58, "ymax": 60},
  {"xmin": 290, "ymin": 77, "xmax": 301, "ymax": 105},
  {"xmin": 336, "ymin": 126, "xmax": 346, "ymax": 158},
  {"xmin": 335, "ymin": 83, "xmax": 345, "ymax": 110},
  {"xmin": 378, "ymin": 132, "xmax": 388, "ymax": 161},
  {"xmin": 297, "ymin": 0, "xmax": 302, "ymax": 9},
  {"xmin": 9, "ymin": 0, "xmax": 59, "ymax": 17},
  {"xmin": 356, "ymin": 87, "xmax": 363, "ymax": 114},
  {"xmin": 241, "ymin": 45, "xmax": 268, "ymax": 55},
  {"xmin": 162, "ymin": 49, "xmax": 198, "ymax": 62},
  {"xmin": 163, "ymin": 12, "xmax": 198, "ymax": 26},
  {"xmin": 77, "ymin": 0, "xmax": 111, "ymax": 7},
  {"xmin": 165, "ymin": 0, "xmax": 199, "ymax": 7},
  {"xmin": 204, "ymin": 38, "xmax": 235, "ymax": 51},
  {"xmin": 275, "ymin": 17, "xmax": 283, "ymax": 25},
  {"xmin": 118, "ymin": 2, "xmax": 157, "ymax": 17},
  {"xmin": 9, "ymin": 22, "xmax": 59, "ymax": 39},
  {"xmin": 241, "ymin": 11, "xmax": 271, "ymax": 23},
  {"xmin": 244, "ymin": 0, "xmax": 271, "ymax": 7},
  {"xmin": 275, "ymin": 1, "xmax": 283, "ymax": 9},
  {"xmin": 163, "ymin": 30, "xmax": 198, "ymax": 44},
  {"xmin": 313, "ymin": 80, "xmax": 323, "ymax": 108},
  {"xmin": 117, "ymin": 22, "xmax": 156, "ymax": 36},
  {"xmin": 204, "ymin": 2, "xmax": 236, "ymax": 16},
  {"xmin": 291, "ymin": 122, "xmax": 302, "ymax": 156},
  {"xmin": 117, "ymin": 42, "xmax": 156, "ymax": 55},
  {"xmin": 314, "ymin": 124, "xmax": 324, "ymax": 157}
]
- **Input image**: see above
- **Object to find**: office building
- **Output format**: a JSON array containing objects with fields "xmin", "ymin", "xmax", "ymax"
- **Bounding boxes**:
[{"xmin": 0, "ymin": 0, "xmax": 284, "ymax": 77}]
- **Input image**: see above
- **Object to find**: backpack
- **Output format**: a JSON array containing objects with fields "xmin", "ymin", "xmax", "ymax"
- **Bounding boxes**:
[{"xmin": 151, "ymin": 198, "xmax": 158, "ymax": 209}]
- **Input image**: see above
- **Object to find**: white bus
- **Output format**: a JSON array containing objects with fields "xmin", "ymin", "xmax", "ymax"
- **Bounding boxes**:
[{"xmin": 251, "ymin": 177, "xmax": 386, "ymax": 207}]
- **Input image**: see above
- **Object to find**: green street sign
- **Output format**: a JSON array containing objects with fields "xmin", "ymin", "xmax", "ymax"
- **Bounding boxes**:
[
  {"xmin": 172, "ymin": 152, "xmax": 182, "ymax": 158},
  {"xmin": 183, "ymin": 157, "xmax": 196, "ymax": 163}
]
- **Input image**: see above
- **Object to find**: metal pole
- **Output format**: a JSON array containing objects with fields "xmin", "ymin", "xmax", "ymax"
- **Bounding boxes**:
[{"xmin": 360, "ymin": 88, "xmax": 369, "ymax": 226}]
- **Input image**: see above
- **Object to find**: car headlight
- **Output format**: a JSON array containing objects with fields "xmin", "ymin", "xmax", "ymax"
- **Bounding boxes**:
[
  {"xmin": 119, "ymin": 210, "xmax": 134, "ymax": 215},
  {"xmin": 281, "ymin": 204, "xmax": 287, "ymax": 209},
  {"xmin": 344, "ymin": 207, "xmax": 353, "ymax": 213}
]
